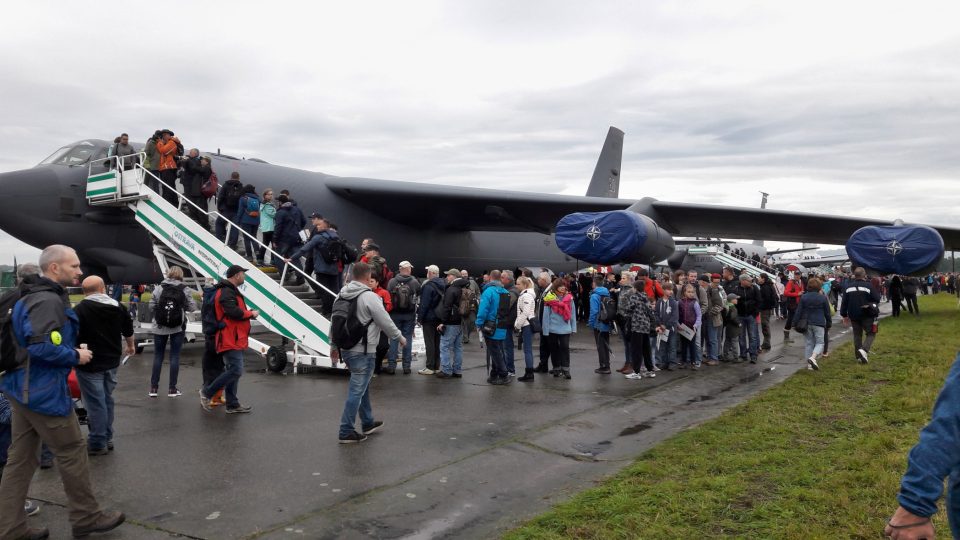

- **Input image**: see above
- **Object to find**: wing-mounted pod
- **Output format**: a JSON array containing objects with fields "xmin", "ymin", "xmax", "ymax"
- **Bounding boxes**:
[
  {"xmin": 555, "ymin": 209, "xmax": 675, "ymax": 265},
  {"xmin": 845, "ymin": 224, "xmax": 944, "ymax": 276}
]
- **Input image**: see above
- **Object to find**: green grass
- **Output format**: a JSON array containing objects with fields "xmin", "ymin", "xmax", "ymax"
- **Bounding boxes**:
[{"xmin": 506, "ymin": 294, "xmax": 960, "ymax": 540}]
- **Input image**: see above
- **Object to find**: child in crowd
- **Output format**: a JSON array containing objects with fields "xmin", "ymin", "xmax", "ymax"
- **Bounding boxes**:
[
  {"xmin": 655, "ymin": 282, "xmax": 678, "ymax": 370},
  {"xmin": 676, "ymin": 284, "xmax": 702, "ymax": 369},
  {"xmin": 723, "ymin": 293, "xmax": 741, "ymax": 361}
]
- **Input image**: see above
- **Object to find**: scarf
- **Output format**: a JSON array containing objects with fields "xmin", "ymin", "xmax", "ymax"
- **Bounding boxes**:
[{"xmin": 544, "ymin": 292, "xmax": 572, "ymax": 322}]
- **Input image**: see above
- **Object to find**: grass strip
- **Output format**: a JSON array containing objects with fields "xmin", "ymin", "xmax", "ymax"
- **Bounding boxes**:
[{"xmin": 506, "ymin": 294, "xmax": 960, "ymax": 539}]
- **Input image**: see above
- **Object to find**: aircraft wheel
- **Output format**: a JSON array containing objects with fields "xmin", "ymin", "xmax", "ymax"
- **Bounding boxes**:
[{"xmin": 266, "ymin": 346, "xmax": 287, "ymax": 373}]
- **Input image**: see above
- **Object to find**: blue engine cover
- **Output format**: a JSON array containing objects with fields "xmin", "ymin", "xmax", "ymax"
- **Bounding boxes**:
[
  {"xmin": 845, "ymin": 225, "xmax": 944, "ymax": 276},
  {"xmin": 556, "ymin": 210, "xmax": 657, "ymax": 264}
]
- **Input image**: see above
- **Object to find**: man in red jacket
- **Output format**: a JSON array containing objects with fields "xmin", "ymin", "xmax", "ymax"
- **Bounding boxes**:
[
  {"xmin": 199, "ymin": 265, "xmax": 259, "ymax": 414},
  {"xmin": 782, "ymin": 273, "xmax": 804, "ymax": 344}
]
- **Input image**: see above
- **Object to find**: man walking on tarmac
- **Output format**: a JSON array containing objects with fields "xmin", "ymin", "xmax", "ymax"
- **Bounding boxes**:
[{"xmin": 0, "ymin": 245, "xmax": 125, "ymax": 539}]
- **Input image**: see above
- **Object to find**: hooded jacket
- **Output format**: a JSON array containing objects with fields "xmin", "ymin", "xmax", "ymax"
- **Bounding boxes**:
[
  {"xmin": 273, "ymin": 201, "xmax": 307, "ymax": 246},
  {"xmin": 156, "ymin": 138, "xmax": 179, "ymax": 171},
  {"xmin": 214, "ymin": 279, "xmax": 255, "ymax": 353},
  {"xmin": 588, "ymin": 286, "xmax": 611, "ymax": 332},
  {"xmin": 235, "ymin": 192, "xmax": 262, "ymax": 227},
  {"xmin": 143, "ymin": 136, "xmax": 160, "ymax": 170},
  {"xmin": 706, "ymin": 284, "xmax": 725, "ymax": 328},
  {"xmin": 417, "ymin": 277, "xmax": 446, "ymax": 324},
  {"xmin": 74, "ymin": 293, "xmax": 134, "ymax": 372},
  {"xmin": 3, "ymin": 276, "xmax": 79, "ymax": 416},
  {"xmin": 439, "ymin": 277, "xmax": 469, "ymax": 325},
  {"xmin": 476, "ymin": 281, "xmax": 511, "ymax": 340},
  {"xmin": 149, "ymin": 279, "xmax": 199, "ymax": 336},
  {"xmin": 333, "ymin": 280, "xmax": 402, "ymax": 353}
]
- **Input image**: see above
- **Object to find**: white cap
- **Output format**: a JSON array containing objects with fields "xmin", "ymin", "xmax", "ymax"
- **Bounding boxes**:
[
  {"xmin": 399, "ymin": 260, "xmax": 413, "ymax": 268},
  {"xmin": 425, "ymin": 264, "xmax": 440, "ymax": 274}
]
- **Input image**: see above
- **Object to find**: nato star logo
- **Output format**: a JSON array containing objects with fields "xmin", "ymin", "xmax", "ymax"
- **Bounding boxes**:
[
  {"xmin": 886, "ymin": 240, "xmax": 903, "ymax": 256},
  {"xmin": 586, "ymin": 224, "xmax": 602, "ymax": 242}
]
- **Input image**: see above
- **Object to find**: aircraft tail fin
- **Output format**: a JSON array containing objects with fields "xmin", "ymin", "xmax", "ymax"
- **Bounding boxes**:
[{"xmin": 586, "ymin": 126, "xmax": 624, "ymax": 198}]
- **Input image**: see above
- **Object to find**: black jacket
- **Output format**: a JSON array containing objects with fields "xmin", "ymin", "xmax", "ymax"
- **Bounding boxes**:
[
  {"xmin": 735, "ymin": 283, "xmax": 761, "ymax": 316},
  {"xmin": 273, "ymin": 202, "xmax": 306, "ymax": 246},
  {"xmin": 216, "ymin": 179, "xmax": 244, "ymax": 214},
  {"xmin": 440, "ymin": 278, "xmax": 469, "ymax": 325},
  {"xmin": 180, "ymin": 156, "xmax": 204, "ymax": 197},
  {"xmin": 839, "ymin": 279, "xmax": 881, "ymax": 321},
  {"xmin": 74, "ymin": 296, "xmax": 134, "ymax": 372},
  {"xmin": 759, "ymin": 280, "xmax": 778, "ymax": 310}
]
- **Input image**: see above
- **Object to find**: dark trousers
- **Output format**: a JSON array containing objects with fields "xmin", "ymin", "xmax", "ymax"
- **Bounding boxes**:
[
  {"xmin": 159, "ymin": 169, "xmax": 179, "ymax": 207},
  {"xmin": 239, "ymin": 223, "xmax": 258, "ymax": 259},
  {"xmin": 202, "ymin": 335, "xmax": 224, "ymax": 387},
  {"xmin": 257, "ymin": 231, "xmax": 274, "ymax": 264},
  {"xmin": 203, "ymin": 349, "xmax": 243, "ymax": 408},
  {"xmin": 151, "ymin": 331, "xmax": 184, "ymax": 390},
  {"xmin": 851, "ymin": 319, "xmax": 877, "ymax": 358},
  {"xmin": 503, "ymin": 330, "xmax": 516, "ymax": 373},
  {"xmin": 374, "ymin": 331, "xmax": 388, "ymax": 374},
  {"xmin": 315, "ymin": 272, "xmax": 339, "ymax": 317},
  {"xmin": 538, "ymin": 331, "xmax": 552, "ymax": 368},
  {"xmin": 891, "ymin": 294, "xmax": 902, "ymax": 317},
  {"xmin": 485, "ymin": 337, "xmax": 509, "ymax": 378},
  {"xmin": 422, "ymin": 323, "xmax": 442, "ymax": 371},
  {"xmin": 547, "ymin": 333, "xmax": 571, "ymax": 371},
  {"xmin": 630, "ymin": 332, "xmax": 653, "ymax": 372},
  {"xmin": 185, "ymin": 195, "xmax": 209, "ymax": 230},
  {"xmin": 593, "ymin": 329, "xmax": 611, "ymax": 369},
  {"xmin": 784, "ymin": 306, "xmax": 798, "ymax": 330},
  {"xmin": 905, "ymin": 293, "xmax": 919, "ymax": 314}
]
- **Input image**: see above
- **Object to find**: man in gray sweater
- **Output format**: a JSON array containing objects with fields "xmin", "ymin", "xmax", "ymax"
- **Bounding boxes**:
[{"xmin": 333, "ymin": 263, "xmax": 405, "ymax": 444}]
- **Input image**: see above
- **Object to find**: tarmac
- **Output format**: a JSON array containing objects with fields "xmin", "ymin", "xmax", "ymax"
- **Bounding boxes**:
[{"xmin": 23, "ymin": 309, "xmax": 879, "ymax": 539}]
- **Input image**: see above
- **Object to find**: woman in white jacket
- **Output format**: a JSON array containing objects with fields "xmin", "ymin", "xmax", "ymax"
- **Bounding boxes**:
[{"xmin": 515, "ymin": 276, "xmax": 537, "ymax": 382}]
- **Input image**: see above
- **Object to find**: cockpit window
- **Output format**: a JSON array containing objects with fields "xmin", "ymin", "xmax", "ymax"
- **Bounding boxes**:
[{"xmin": 39, "ymin": 141, "xmax": 100, "ymax": 166}]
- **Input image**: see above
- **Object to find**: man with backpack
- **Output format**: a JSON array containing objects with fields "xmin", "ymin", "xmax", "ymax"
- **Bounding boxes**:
[
  {"xmin": 416, "ymin": 265, "xmax": 445, "ymax": 375},
  {"xmin": 588, "ymin": 275, "xmax": 615, "ymax": 374},
  {"xmin": 359, "ymin": 244, "xmax": 393, "ymax": 290},
  {"xmin": 436, "ymin": 269, "xmax": 470, "ymax": 379},
  {"xmin": 286, "ymin": 215, "xmax": 341, "ymax": 317},
  {"xmin": 385, "ymin": 261, "xmax": 420, "ymax": 375},
  {"xmin": 0, "ymin": 245, "xmax": 125, "ymax": 539},
  {"xmin": 272, "ymin": 194, "xmax": 307, "ymax": 284},
  {"xmin": 332, "ymin": 263, "xmax": 405, "ymax": 444},
  {"xmin": 459, "ymin": 270, "xmax": 480, "ymax": 344},
  {"xmin": 216, "ymin": 172, "xmax": 245, "ymax": 245},
  {"xmin": 148, "ymin": 266, "xmax": 197, "ymax": 398},
  {"xmin": 499, "ymin": 270, "xmax": 520, "ymax": 376},
  {"xmin": 477, "ymin": 270, "xmax": 512, "ymax": 385},
  {"xmin": 73, "ymin": 275, "xmax": 135, "ymax": 455},
  {"xmin": 840, "ymin": 267, "xmax": 882, "ymax": 364},
  {"xmin": 199, "ymin": 265, "xmax": 259, "ymax": 414},
  {"xmin": 199, "ymin": 278, "xmax": 226, "ymax": 406}
]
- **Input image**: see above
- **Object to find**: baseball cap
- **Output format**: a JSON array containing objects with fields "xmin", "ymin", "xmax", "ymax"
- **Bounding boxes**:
[
  {"xmin": 425, "ymin": 264, "xmax": 439, "ymax": 274},
  {"xmin": 309, "ymin": 211, "xmax": 323, "ymax": 219},
  {"xmin": 711, "ymin": 273, "xmax": 722, "ymax": 280},
  {"xmin": 445, "ymin": 268, "xmax": 460, "ymax": 277},
  {"xmin": 364, "ymin": 243, "xmax": 381, "ymax": 252},
  {"xmin": 398, "ymin": 260, "xmax": 413, "ymax": 269},
  {"xmin": 226, "ymin": 264, "xmax": 248, "ymax": 278},
  {"xmin": 698, "ymin": 275, "xmax": 710, "ymax": 283}
]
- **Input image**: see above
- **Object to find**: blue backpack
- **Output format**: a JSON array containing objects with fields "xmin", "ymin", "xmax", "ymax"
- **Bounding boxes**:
[
  {"xmin": 244, "ymin": 196, "xmax": 260, "ymax": 218},
  {"xmin": 200, "ymin": 286, "xmax": 225, "ymax": 336}
]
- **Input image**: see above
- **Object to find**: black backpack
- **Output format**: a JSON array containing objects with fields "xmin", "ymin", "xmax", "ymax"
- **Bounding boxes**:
[
  {"xmin": 0, "ymin": 288, "xmax": 29, "ymax": 375},
  {"xmin": 155, "ymin": 284, "xmax": 187, "ymax": 328},
  {"xmin": 341, "ymin": 242, "xmax": 358, "ymax": 265},
  {"xmin": 391, "ymin": 280, "xmax": 414, "ymax": 312},
  {"xmin": 200, "ymin": 286, "xmax": 224, "ymax": 336},
  {"xmin": 320, "ymin": 236, "xmax": 343, "ymax": 264},
  {"xmin": 330, "ymin": 292, "xmax": 373, "ymax": 351},
  {"xmin": 495, "ymin": 292, "xmax": 513, "ymax": 329},
  {"xmin": 222, "ymin": 182, "xmax": 244, "ymax": 209},
  {"xmin": 598, "ymin": 295, "xmax": 617, "ymax": 323}
]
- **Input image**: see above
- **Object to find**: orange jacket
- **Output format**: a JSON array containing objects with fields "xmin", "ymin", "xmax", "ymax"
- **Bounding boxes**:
[{"xmin": 156, "ymin": 138, "xmax": 179, "ymax": 171}]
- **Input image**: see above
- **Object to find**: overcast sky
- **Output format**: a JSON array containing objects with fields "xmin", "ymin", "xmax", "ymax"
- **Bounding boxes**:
[{"xmin": 2, "ymin": 1, "xmax": 959, "ymax": 263}]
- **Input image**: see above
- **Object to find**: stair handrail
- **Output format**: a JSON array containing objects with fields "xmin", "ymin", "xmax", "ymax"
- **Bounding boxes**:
[
  {"xmin": 719, "ymin": 249, "xmax": 777, "ymax": 276},
  {"xmin": 87, "ymin": 152, "xmax": 145, "ymax": 177},
  {"xmin": 128, "ymin": 164, "xmax": 337, "ymax": 301}
]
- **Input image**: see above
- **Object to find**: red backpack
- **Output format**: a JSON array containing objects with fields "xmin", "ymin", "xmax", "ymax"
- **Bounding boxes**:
[{"xmin": 201, "ymin": 171, "xmax": 219, "ymax": 199}]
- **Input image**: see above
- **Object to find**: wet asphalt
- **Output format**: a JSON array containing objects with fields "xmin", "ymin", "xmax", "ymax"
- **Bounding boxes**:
[{"xmin": 22, "ymin": 308, "xmax": 881, "ymax": 539}]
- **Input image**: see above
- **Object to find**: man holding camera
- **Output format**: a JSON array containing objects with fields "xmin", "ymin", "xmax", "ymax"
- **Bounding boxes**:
[{"xmin": 155, "ymin": 129, "xmax": 182, "ymax": 207}]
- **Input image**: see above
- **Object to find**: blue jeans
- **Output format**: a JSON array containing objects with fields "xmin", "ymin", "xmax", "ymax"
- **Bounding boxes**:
[
  {"xmin": 439, "ymin": 324, "xmax": 463, "ymax": 375},
  {"xmin": 204, "ymin": 349, "xmax": 243, "ymax": 408},
  {"xmin": 75, "ymin": 368, "xmax": 117, "ymax": 451},
  {"xmin": 738, "ymin": 316, "xmax": 760, "ymax": 359},
  {"xmin": 339, "ymin": 351, "xmax": 375, "ymax": 438},
  {"xmin": 521, "ymin": 325, "xmax": 535, "ymax": 369},
  {"xmin": 152, "ymin": 332, "xmax": 184, "ymax": 390},
  {"xmin": 656, "ymin": 330, "xmax": 677, "ymax": 367},
  {"xmin": 485, "ymin": 337, "xmax": 508, "ymax": 378},
  {"xmin": 503, "ymin": 330, "xmax": 516, "ymax": 374},
  {"xmin": 704, "ymin": 324, "xmax": 720, "ymax": 360},
  {"xmin": 388, "ymin": 313, "xmax": 416, "ymax": 368},
  {"xmin": 804, "ymin": 325, "xmax": 825, "ymax": 359}
]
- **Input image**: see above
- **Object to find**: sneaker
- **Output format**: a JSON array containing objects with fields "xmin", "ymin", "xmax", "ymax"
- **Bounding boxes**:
[
  {"xmin": 72, "ymin": 510, "xmax": 124, "ymax": 538},
  {"xmin": 807, "ymin": 356, "xmax": 820, "ymax": 370},
  {"xmin": 148, "ymin": 387, "xmax": 158, "ymax": 398},
  {"xmin": 644, "ymin": 371, "xmax": 656, "ymax": 378},
  {"xmin": 88, "ymin": 447, "xmax": 109, "ymax": 456},
  {"xmin": 199, "ymin": 389, "xmax": 212, "ymax": 411},
  {"xmin": 383, "ymin": 367, "xmax": 396, "ymax": 375},
  {"xmin": 653, "ymin": 365, "xmax": 661, "ymax": 372},
  {"xmin": 339, "ymin": 431, "xmax": 368, "ymax": 444},
  {"xmin": 625, "ymin": 372, "xmax": 643, "ymax": 380},
  {"xmin": 705, "ymin": 360, "xmax": 719, "ymax": 366},
  {"xmin": 418, "ymin": 368, "xmax": 435, "ymax": 375},
  {"xmin": 692, "ymin": 364, "xmax": 701, "ymax": 370},
  {"xmin": 226, "ymin": 404, "xmax": 253, "ymax": 414},
  {"xmin": 452, "ymin": 373, "xmax": 462, "ymax": 378},
  {"xmin": 362, "ymin": 421, "xmax": 384, "ymax": 435},
  {"xmin": 24, "ymin": 499, "xmax": 40, "ymax": 517},
  {"xmin": 677, "ymin": 363, "xmax": 688, "ymax": 370},
  {"xmin": 168, "ymin": 388, "xmax": 182, "ymax": 397},
  {"xmin": 594, "ymin": 367, "xmax": 611, "ymax": 374},
  {"xmin": 435, "ymin": 371, "xmax": 452, "ymax": 379},
  {"xmin": 403, "ymin": 367, "xmax": 412, "ymax": 375},
  {"xmin": 858, "ymin": 348, "xmax": 869, "ymax": 364}
]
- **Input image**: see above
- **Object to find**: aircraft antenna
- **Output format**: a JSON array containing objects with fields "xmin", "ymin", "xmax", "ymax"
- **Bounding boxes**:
[{"xmin": 759, "ymin": 191, "xmax": 769, "ymax": 209}]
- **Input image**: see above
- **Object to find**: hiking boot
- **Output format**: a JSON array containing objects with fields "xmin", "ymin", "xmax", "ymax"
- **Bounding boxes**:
[
  {"xmin": 563, "ymin": 371, "xmax": 572, "ymax": 380},
  {"xmin": 594, "ymin": 367, "xmax": 611, "ymax": 374},
  {"xmin": 199, "ymin": 389, "xmax": 212, "ymax": 411},
  {"xmin": 226, "ymin": 404, "xmax": 253, "ymax": 414},
  {"xmin": 403, "ymin": 367, "xmax": 412, "ymax": 375},
  {"xmin": 72, "ymin": 510, "xmax": 125, "ymax": 538},
  {"xmin": 362, "ymin": 421, "xmax": 384, "ymax": 435},
  {"xmin": 749, "ymin": 357, "xmax": 758, "ymax": 364},
  {"xmin": 87, "ymin": 447, "xmax": 109, "ymax": 456},
  {"xmin": 382, "ymin": 367, "xmax": 396, "ymax": 375},
  {"xmin": 339, "ymin": 431, "xmax": 368, "ymax": 444},
  {"xmin": 518, "ymin": 369, "xmax": 534, "ymax": 381},
  {"xmin": 148, "ymin": 387, "xmax": 158, "ymax": 398},
  {"xmin": 16, "ymin": 527, "xmax": 48, "ymax": 540}
]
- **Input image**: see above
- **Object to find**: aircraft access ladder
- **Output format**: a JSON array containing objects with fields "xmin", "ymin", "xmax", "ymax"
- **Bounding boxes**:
[
  {"xmin": 85, "ymin": 154, "xmax": 340, "ymax": 373},
  {"xmin": 687, "ymin": 245, "xmax": 778, "ymax": 278}
]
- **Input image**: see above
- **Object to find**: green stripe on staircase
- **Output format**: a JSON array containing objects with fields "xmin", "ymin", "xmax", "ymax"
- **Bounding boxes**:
[
  {"xmin": 87, "ymin": 172, "xmax": 116, "ymax": 182},
  {"xmin": 86, "ymin": 187, "xmax": 117, "ymax": 197}
]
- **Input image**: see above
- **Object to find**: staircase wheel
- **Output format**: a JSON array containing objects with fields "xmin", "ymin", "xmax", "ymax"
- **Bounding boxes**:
[{"xmin": 266, "ymin": 345, "xmax": 287, "ymax": 373}]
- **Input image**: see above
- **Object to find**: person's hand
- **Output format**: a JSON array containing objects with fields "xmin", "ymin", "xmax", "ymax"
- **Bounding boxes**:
[
  {"xmin": 250, "ymin": 310, "xmax": 260, "ymax": 319},
  {"xmin": 330, "ymin": 348, "xmax": 341, "ymax": 362},
  {"xmin": 283, "ymin": 258, "xmax": 291, "ymax": 263},
  {"xmin": 843, "ymin": 317, "xmax": 851, "ymax": 327},
  {"xmin": 398, "ymin": 336, "xmax": 407, "ymax": 348},
  {"xmin": 437, "ymin": 324, "xmax": 444, "ymax": 332},
  {"xmin": 76, "ymin": 348, "xmax": 93, "ymax": 365},
  {"xmin": 124, "ymin": 345, "xmax": 136, "ymax": 357},
  {"xmin": 884, "ymin": 506, "xmax": 934, "ymax": 539}
]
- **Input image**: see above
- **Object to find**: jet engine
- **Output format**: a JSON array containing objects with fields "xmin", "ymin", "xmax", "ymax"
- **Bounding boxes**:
[
  {"xmin": 555, "ymin": 210, "xmax": 675, "ymax": 265},
  {"xmin": 845, "ymin": 224, "xmax": 944, "ymax": 276}
]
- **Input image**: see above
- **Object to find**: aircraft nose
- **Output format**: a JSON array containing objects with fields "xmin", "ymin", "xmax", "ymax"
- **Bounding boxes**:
[{"xmin": 0, "ymin": 166, "xmax": 62, "ymax": 243}]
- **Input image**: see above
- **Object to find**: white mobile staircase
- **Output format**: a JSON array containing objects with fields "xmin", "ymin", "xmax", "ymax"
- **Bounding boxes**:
[
  {"xmin": 86, "ymin": 154, "xmax": 340, "ymax": 373},
  {"xmin": 687, "ymin": 245, "xmax": 778, "ymax": 279}
]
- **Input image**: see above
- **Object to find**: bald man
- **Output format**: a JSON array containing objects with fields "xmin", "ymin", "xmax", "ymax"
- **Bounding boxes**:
[
  {"xmin": 74, "ymin": 276, "xmax": 134, "ymax": 456},
  {"xmin": 0, "ymin": 245, "xmax": 125, "ymax": 539}
]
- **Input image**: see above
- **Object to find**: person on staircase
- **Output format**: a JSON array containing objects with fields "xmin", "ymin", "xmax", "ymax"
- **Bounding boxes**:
[
  {"xmin": 155, "ymin": 129, "xmax": 182, "ymax": 207},
  {"xmin": 286, "ymin": 215, "xmax": 341, "ymax": 317},
  {"xmin": 234, "ymin": 184, "xmax": 261, "ymax": 263},
  {"xmin": 179, "ymin": 148, "xmax": 210, "ymax": 231},
  {"xmin": 256, "ymin": 189, "xmax": 276, "ymax": 266},
  {"xmin": 216, "ymin": 172, "xmax": 245, "ymax": 246},
  {"xmin": 271, "ymin": 194, "xmax": 306, "ymax": 284},
  {"xmin": 148, "ymin": 266, "xmax": 197, "ymax": 398}
]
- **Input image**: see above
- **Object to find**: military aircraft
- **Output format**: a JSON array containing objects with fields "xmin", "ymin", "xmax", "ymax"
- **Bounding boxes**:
[{"xmin": 0, "ymin": 127, "xmax": 957, "ymax": 283}]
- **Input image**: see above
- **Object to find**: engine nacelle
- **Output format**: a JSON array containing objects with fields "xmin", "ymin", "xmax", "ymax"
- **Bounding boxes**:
[
  {"xmin": 555, "ymin": 210, "xmax": 675, "ymax": 265},
  {"xmin": 845, "ymin": 224, "xmax": 944, "ymax": 276}
]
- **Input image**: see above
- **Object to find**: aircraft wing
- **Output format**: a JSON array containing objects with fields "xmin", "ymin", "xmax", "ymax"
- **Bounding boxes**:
[
  {"xmin": 326, "ymin": 178, "xmax": 630, "ymax": 232},
  {"xmin": 648, "ymin": 200, "xmax": 960, "ymax": 250}
]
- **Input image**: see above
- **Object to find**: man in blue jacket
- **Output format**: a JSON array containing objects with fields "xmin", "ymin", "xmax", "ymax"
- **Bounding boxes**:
[
  {"xmin": 272, "ymin": 194, "xmax": 306, "ymax": 284},
  {"xmin": 886, "ymin": 352, "xmax": 960, "ymax": 540},
  {"xmin": 286, "ymin": 214, "xmax": 340, "ymax": 316},
  {"xmin": 588, "ymin": 275, "xmax": 613, "ymax": 374},
  {"xmin": 0, "ymin": 245, "xmax": 124, "ymax": 539},
  {"xmin": 476, "ymin": 270, "xmax": 511, "ymax": 385},
  {"xmin": 840, "ymin": 267, "xmax": 881, "ymax": 364}
]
